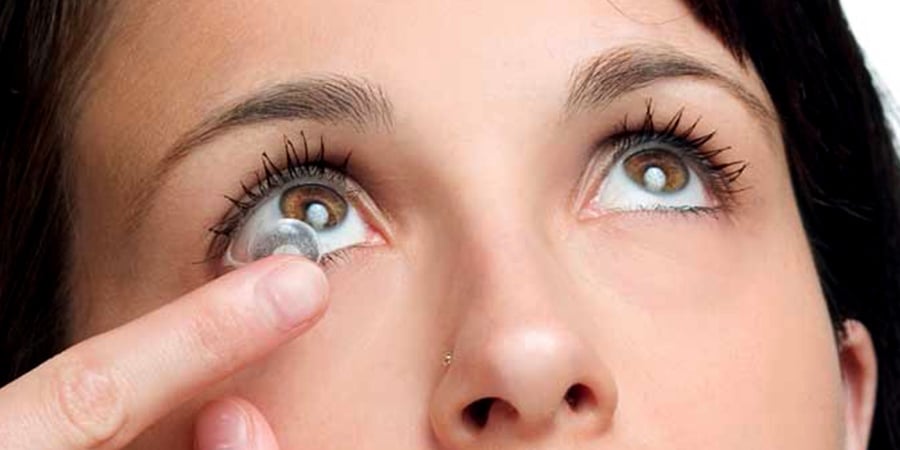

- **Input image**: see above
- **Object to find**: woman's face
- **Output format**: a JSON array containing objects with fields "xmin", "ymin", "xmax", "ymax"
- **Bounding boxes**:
[{"xmin": 68, "ymin": 0, "xmax": 875, "ymax": 448}]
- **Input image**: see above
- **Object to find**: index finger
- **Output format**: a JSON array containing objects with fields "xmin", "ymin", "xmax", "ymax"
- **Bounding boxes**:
[{"xmin": 0, "ymin": 255, "xmax": 328, "ymax": 449}]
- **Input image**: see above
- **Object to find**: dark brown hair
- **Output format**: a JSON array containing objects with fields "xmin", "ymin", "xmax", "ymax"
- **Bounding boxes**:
[
  {"xmin": 687, "ymin": 2, "xmax": 900, "ymax": 446},
  {"xmin": 1, "ymin": 0, "xmax": 898, "ymax": 447},
  {"xmin": 0, "ymin": 1, "xmax": 107, "ymax": 378}
]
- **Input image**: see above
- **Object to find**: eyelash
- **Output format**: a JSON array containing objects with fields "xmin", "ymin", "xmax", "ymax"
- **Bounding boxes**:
[
  {"xmin": 206, "ymin": 132, "xmax": 356, "ymax": 266},
  {"xmin": 205, "ymin": 104, "xmax": 746, "ymax": 265},
  {"xmin": 604, "ymin": 101, "xmax": 748, "ymax": 213}
]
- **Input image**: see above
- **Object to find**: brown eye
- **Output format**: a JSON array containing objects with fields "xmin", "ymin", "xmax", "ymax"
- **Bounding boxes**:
[
  {"xmin": 279, "ymin": 184, "xmax": 348, "ymax": 230},
  {"xmin": 623, "ymin": 148, "xmax": 690, "ymax": 193}
]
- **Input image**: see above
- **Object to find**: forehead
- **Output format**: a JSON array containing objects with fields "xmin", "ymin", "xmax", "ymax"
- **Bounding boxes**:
[
  {"xmin": 107, "ymin": 0, "xmax": 703, "ymax": 75},
  {"xmin": 79, "ymin": 0, "xmax": 743, "ymax": 150}
]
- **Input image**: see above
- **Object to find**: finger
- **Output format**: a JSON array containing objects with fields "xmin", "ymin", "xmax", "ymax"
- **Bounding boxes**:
[
  {"xmin": 0, "ymin": 255, "xmax": 328, "ymax": 450},
  {"xmin": 194, "ymin": 396, "xmax": 280, "ymax": 450}
]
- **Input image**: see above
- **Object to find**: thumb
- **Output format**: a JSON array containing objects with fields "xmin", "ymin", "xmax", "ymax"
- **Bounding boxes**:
[{"xmin": 194, "ymin": 396, "xmax": 280, "ymax": 450}]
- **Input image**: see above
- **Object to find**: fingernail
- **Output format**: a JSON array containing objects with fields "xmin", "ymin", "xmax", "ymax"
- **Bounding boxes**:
[
  {"xmin": 257, "ymin": 257, "xmax": 328, "ymax": 330},
  {"xmin": 196, "ymin": 399, "xmax": 250, "ymax": 450}
]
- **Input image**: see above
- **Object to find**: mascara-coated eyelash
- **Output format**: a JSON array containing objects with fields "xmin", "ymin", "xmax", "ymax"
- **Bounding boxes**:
[
  {"xmin": 616, "ymin": 102, "xmax": 746, "ymax": 200},
  {"xmin": 583, "ymin": 101, "xmax": 748, "ymax": 217},
  {"xmin": 206, "ymin": 132, "xmax": 365, "ymax": 266}
]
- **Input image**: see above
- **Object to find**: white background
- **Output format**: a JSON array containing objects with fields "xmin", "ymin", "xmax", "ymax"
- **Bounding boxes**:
[{"xmin": 842, "ymin": 0, "xmax": 900, "ymax": 140}]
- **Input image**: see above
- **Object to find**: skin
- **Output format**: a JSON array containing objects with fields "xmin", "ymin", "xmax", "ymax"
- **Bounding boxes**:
[{"xmin": 0, "ymin": 0, "xmax": 879, "ymax": 449}]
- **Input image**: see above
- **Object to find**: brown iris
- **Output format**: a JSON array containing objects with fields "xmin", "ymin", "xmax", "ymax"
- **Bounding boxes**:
[
  {"xmin": 279, "ymin": 184, "xmax": 348, "ymax": 229},
  {"xmin": 623, "ymin": 149, "xmax": 689, "ymax": 193}
]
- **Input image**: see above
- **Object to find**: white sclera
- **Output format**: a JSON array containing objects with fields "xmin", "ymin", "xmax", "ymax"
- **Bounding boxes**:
[{"xmin": 591, "ymin": 146, "xmax": 708, "ymax": 211}]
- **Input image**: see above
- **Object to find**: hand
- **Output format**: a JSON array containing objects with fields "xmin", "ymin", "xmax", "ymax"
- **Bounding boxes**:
[
  {"xmin": 193, "ymin": 396, "xmax": 282, "ymax": 450},
  {"xmin": 0, "ymin": 255, "xmax": 329, "ymax": 449}
]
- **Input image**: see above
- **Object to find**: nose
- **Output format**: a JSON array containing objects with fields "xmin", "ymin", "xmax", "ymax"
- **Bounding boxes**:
[
  {"xmin": 428, "ymin": 235, "xmax": 618, "ymax": 447},
  {"xmin": 431, "ymin": 327, "xmax": 617, "ymax": 442}
]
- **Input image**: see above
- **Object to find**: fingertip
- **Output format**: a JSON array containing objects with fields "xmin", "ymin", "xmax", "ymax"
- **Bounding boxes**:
[
  {"xmin": 194, "ymin": 397, "xmax": 250, "ymax": 450},
  {"xmin": 195, "ymin": 396, "xmax": 281, "ymax": 450},
  {"xmin": 236, "ymin": 397, "xmax": 283, "ymax": 450},
  {"xmin": 256, "ymin": 255, "xmax": 330, "ymax": 331}
]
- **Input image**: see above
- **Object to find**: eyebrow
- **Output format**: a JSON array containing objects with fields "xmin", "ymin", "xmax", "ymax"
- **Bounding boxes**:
[
  {"xmin": 126, "ymin": 46, "xmax": 775, "ymax": 232},
  {"xmin": 125, "ymin": 75, "xmax": 393, "ymax": 231},
  {"xmin": 565, "ymin": 45, "xmax": 775, "ymax": 124},
  {"xmin": 169, "ymin": 75, "xmax": 393, "ymax": 161}
]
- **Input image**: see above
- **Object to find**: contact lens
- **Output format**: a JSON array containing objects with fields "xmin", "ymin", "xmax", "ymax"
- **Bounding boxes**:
[{"xmin": 225, "ymin": 218, "xmax": 322, "ymax": 266}]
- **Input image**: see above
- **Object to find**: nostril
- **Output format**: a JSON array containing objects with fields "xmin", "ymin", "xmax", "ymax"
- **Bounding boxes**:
[
  {"xmin": 462, "ymin": 397, "xmax": 496, "ymax": 429},
  {"xmin": 564, "ymin": 383, "xmax": 596, "ymax": 412}
]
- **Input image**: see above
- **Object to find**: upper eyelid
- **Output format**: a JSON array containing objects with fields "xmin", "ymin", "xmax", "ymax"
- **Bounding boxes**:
[
  {"xmin": 597, "ymin": 106, "xmax": 719, "ymax": 171},
  {"xmin": 227, "ymin": 164, "xmax": 351, "ymax": 218},
  {"xmin": 608, "ymin": 138, "xmax": 716, "ymax": 191},
  {"xmin": 245, "ymin": 156, "xmax": 349, "ymax": 200},
  {"xmin": 240, "ymin": 134, "xmax": 353, "ymax": 196},
  {"xmin": 611, "ymin": 129, "xmax": 745, "ymax": 185}
]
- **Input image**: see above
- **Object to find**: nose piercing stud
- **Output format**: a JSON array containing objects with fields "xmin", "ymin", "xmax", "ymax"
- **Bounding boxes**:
[{"xmin": 442, "ymin": 351, "xmax": 453, "ymax": 367}]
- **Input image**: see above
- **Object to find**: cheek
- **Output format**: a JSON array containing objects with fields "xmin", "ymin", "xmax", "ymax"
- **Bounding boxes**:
[
  {"xmin": 123, "ymin": 250, "xmax": 433, "ymax": 448},
  {"xmin": 222, "ymin": 252, "xmax": 436, "ymax": 447},
  {"xmin": 566, "ymin": 212, "xmax": 844, "ymax": 447}
]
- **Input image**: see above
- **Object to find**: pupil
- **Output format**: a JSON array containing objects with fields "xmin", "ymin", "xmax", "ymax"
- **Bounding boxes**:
[
  {"xmin": 305, "ymin": 202, "xmax": 331, "ymax": 230},
  {"xmin": 643, "ymin": 166, "xmax": 667, "ymax": 192}
]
